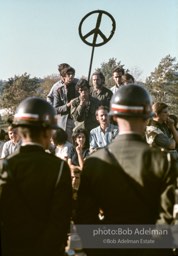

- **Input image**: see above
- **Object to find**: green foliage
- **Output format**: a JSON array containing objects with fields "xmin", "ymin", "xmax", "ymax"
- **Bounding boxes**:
[
  {"xmin": 39, "ymin": 74, "xmax": 58, "ymax": 99},
  {"xmin": 0, "ymin": 73, "xmax": 41, "ymax": 114},
  {"xmin": 145, "ymin": 55, "xmax": 178, "ymax": 115}
]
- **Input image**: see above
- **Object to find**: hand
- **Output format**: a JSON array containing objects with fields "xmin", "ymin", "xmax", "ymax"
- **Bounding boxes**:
[
  {"xmin": 67, "ymin": 100, "xmax": 73, "ymax": 107},
  {"xmin": 79, "ymin": 97, "xmax": 86, "ymax": 106},
  {"xmin": 166, "ymin": 117, "xmax": 175, "ymax": 129},
  {"xmin": 0, "ymin": 170, "xmax": 8, "ymax": 186},
  {"xmin": 76, "ymin": 144, "xmax": 83, "ymax": 155}
]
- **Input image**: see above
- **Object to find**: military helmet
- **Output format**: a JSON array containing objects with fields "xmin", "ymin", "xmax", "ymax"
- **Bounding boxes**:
[
  {"xmin": 109, "ymin": 84, "xmax": 153, "ymax": 119},
  {"xmin": 13, "ymin": 97, "xmax": 58, "ymax": 129}
]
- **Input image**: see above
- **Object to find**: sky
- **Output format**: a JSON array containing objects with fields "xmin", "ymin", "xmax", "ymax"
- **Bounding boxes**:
[{"xmin": 0, "ymin": 0, "xmax": 178, "ymax": 82}]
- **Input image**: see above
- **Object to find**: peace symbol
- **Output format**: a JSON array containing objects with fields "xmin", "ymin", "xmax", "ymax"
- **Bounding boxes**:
[{"xmin": 79, "ymin": 10, "xmax": 116, "ymax": 47}]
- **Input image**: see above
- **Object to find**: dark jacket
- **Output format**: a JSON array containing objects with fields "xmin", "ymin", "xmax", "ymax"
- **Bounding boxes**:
[
  {"xmin": 71, "ymin": 96, "xmax": 99, "ymax": 135},
  {"xmin": 90, "ymin": 86, "xmax": 113, "ymax": 108},
  {"xmin": 76, "ymin": 134, "xmax": 176, "ymax": 255},
  {"xmin": 0, "ymin": 145, "xmax": 72, "ymax": 256}
]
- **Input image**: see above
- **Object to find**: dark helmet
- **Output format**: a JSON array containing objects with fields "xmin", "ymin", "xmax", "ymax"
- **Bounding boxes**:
[
  {"xmin": 13, "ymin": 97, "xmax": 58, "ymax": 129},
  {"xmin": 109, "ymin": 84, "xmax": 153, "ymax": 119}
]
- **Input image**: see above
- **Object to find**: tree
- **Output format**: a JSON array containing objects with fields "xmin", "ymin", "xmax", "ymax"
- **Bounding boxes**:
[
  {"xmin": 0, "ymin": 80, "xmax": 6, "ymax": 93},
  {"xmin": 145, "ymin": 55, "xmax": 178, "ymax": 115},
  {"xmin": 38, "ymin": 74, "xmax": 58, "ymax": 99},
  {"xmin": 0, "ymin": 73, "xmax": 41, "ymax": 114},
  {"xmin": 95, "ymin": 58, "xmax": 127, "ymax": 87}
]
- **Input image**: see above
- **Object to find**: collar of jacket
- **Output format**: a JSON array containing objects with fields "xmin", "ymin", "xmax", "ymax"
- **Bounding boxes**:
[
  {"xmin": 116, "ymin": 133, "xmax": 145, "ymax": 142},
  {"xmin": 20, "ymin": 144, "xmax": 44, "ymax": 153}
]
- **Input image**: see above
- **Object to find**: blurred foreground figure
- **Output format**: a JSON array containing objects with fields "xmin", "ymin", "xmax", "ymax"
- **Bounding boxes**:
[
  {"xmin": 0, "ymin": 97, "xmax": 72, "ymax": 256},
  {"xmin": 76, "ymin": 84, "xmax": 176, "ymax": 256}
]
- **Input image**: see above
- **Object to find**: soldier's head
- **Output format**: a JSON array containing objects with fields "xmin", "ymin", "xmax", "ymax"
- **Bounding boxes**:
[
  {"xmin": 13, "ymin": 97, "xmax": 58, "ymax": 149},
  {"xmin": 109, "ymin": 84, "xmax": 153, "ymax": 134}
]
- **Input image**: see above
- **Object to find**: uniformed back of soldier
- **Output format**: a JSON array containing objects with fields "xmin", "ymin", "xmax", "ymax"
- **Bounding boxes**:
[
  {"xmin": 76, "ymin": 85, "xmax": 176, "ymax": 256},
  {"xmin": 0, "ymin": 97, "xmax": 72, "ymax": 256}
]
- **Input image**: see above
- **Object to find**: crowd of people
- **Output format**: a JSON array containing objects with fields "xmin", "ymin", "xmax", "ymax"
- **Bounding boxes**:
[{"xmin": 0, "ymin": 63, "xmax": 178, "ymax": 256}]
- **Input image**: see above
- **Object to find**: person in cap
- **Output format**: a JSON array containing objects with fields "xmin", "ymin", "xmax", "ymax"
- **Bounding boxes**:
[
  {"xmin": 0, "ymin": 97, "xmax": 72, "ymax": 256},
  {"xmin": 76, "ymin": 84, "xmax": 176, "ymax": 256}
]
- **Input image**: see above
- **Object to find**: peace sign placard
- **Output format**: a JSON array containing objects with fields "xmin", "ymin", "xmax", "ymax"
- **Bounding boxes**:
[{"xmin": 79, "ymin": 10, "xmax": 116, "ymax": 47}]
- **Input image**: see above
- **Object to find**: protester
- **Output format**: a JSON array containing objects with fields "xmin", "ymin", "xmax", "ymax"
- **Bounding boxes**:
[
  {"xmin": 68, "ymin": 128, "xmax": 89, "ymax": 175},
  {"xmin": 89, "ymin": 105, "xmax": 118, "ymax": 153},
  {"xmin": 47, "ymin": 63, "xmax": 70, "ymax": 105},
  {"xmin": 122, "ymin": 72, "xmax": 135, "ymax": 85},
  {"xmin": 146, "ymin": 102, "xmax": 178, "ymax": 161},
  {"xmin": 90, "ymin": 71, "xmax": 113, "ymax": 108},
  {"xmin": 53, "ymin": 66, "xmax": 78, "ymax": 143},
  {"xmin": 0, "ymin": 97, "xmax": 72, "ymax": 256},
  {"xmin": 68, "ymin": 128, "xmax": 89, "ymax": 218},
  {"xmin": 71, "ymin": 78, "xmax": 99, "ymax": 135},
  {"xmin": 76, "ymin": 85, "xmax": 176, "ymax": 256},
  {"xmin": 52, "ymin": 127, "xmax": 73, "ymax": 161},
  {"xmin": 110, "ymin": 67, "xmax": 125, "ymax": 94},
  {"xmin": 1, "ymin": 125, "xmax": 21, "ymax": 159}
]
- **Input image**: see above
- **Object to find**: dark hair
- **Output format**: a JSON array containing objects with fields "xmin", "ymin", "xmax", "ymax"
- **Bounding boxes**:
[
  {"xmin": 92, "ymin": 71, "xmax": 105, "ymax": 83},
  {"xmin": 60, "ymin": 66, "xmax": 75, "ymax": 77},
  {"xmin": 58, "ymin": 63, "xmax": 70, "ymax": 75},
  {"xmin": 72, "ymin": 128, "xmax": 89, "ymax": 148},
  {"xmin": 169, "ymin": 114, "xmax": 178, "ymax": 127},
  {"xmin": 123, "ymin": 73, "xmax": 135, "ymax": 83},
  {"xmin": 76, "ymin": 78, "xmax": 90, "ymax": 91},
  {"xmin": 152, "ymin": 102, "xmax": 168, "ymax": 115},
  {"xmin": 112, "ymin": 67, "xmax": 125, "ymax": 75},
  {"xmin": 52, "ymin": 128, "xmax": 68, "ymax": 145},
  {"xmin": 95, "ymin": 105, "xmax": 109, "ymax": 116}
]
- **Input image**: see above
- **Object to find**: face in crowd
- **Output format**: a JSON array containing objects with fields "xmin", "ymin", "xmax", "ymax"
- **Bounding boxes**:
[
  {"xmin": 75, "ymin": 132, "xmax": 86, "ymax": 148},
  {"xmin": 8, "ymin": 127, "xmax": 20, "ymax": 143},
  {"xmin": 96, "ymin": 108, "xmax": 109, "ymax": 127},
  {"xmin": 92, "ymin": 74, "xmax": 103, "ymax": 90},
  {"xmin": 157, "ymin": 107, "xmax": 169, "ymax": 123},
  {"xmin": 62, "ymin": 71, "xmax": 75, "ymax": 85},
  {"xmin": 112, "ymin": 71, "xmax": 123, "ymax": 86},
  {"xmin": 78, "ymin": 86, "xmax": 89, "ymax": 101}
]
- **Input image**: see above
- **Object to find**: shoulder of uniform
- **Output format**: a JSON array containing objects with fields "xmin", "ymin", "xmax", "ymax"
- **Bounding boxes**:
[{"xmin": 87, "ymin": 147, "xmax": 114, "ymax": 165}]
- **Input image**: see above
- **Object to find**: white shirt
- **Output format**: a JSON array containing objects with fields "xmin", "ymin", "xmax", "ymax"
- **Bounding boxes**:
[{"xmin": 55, "ymin": 141, "xmax": 73, "ymax": 160}]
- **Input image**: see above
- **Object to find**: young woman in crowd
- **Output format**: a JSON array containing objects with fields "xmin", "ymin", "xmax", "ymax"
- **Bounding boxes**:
[{"xmin": 68, "ymin": 128, "xmax": 89, "ymax": 191}]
